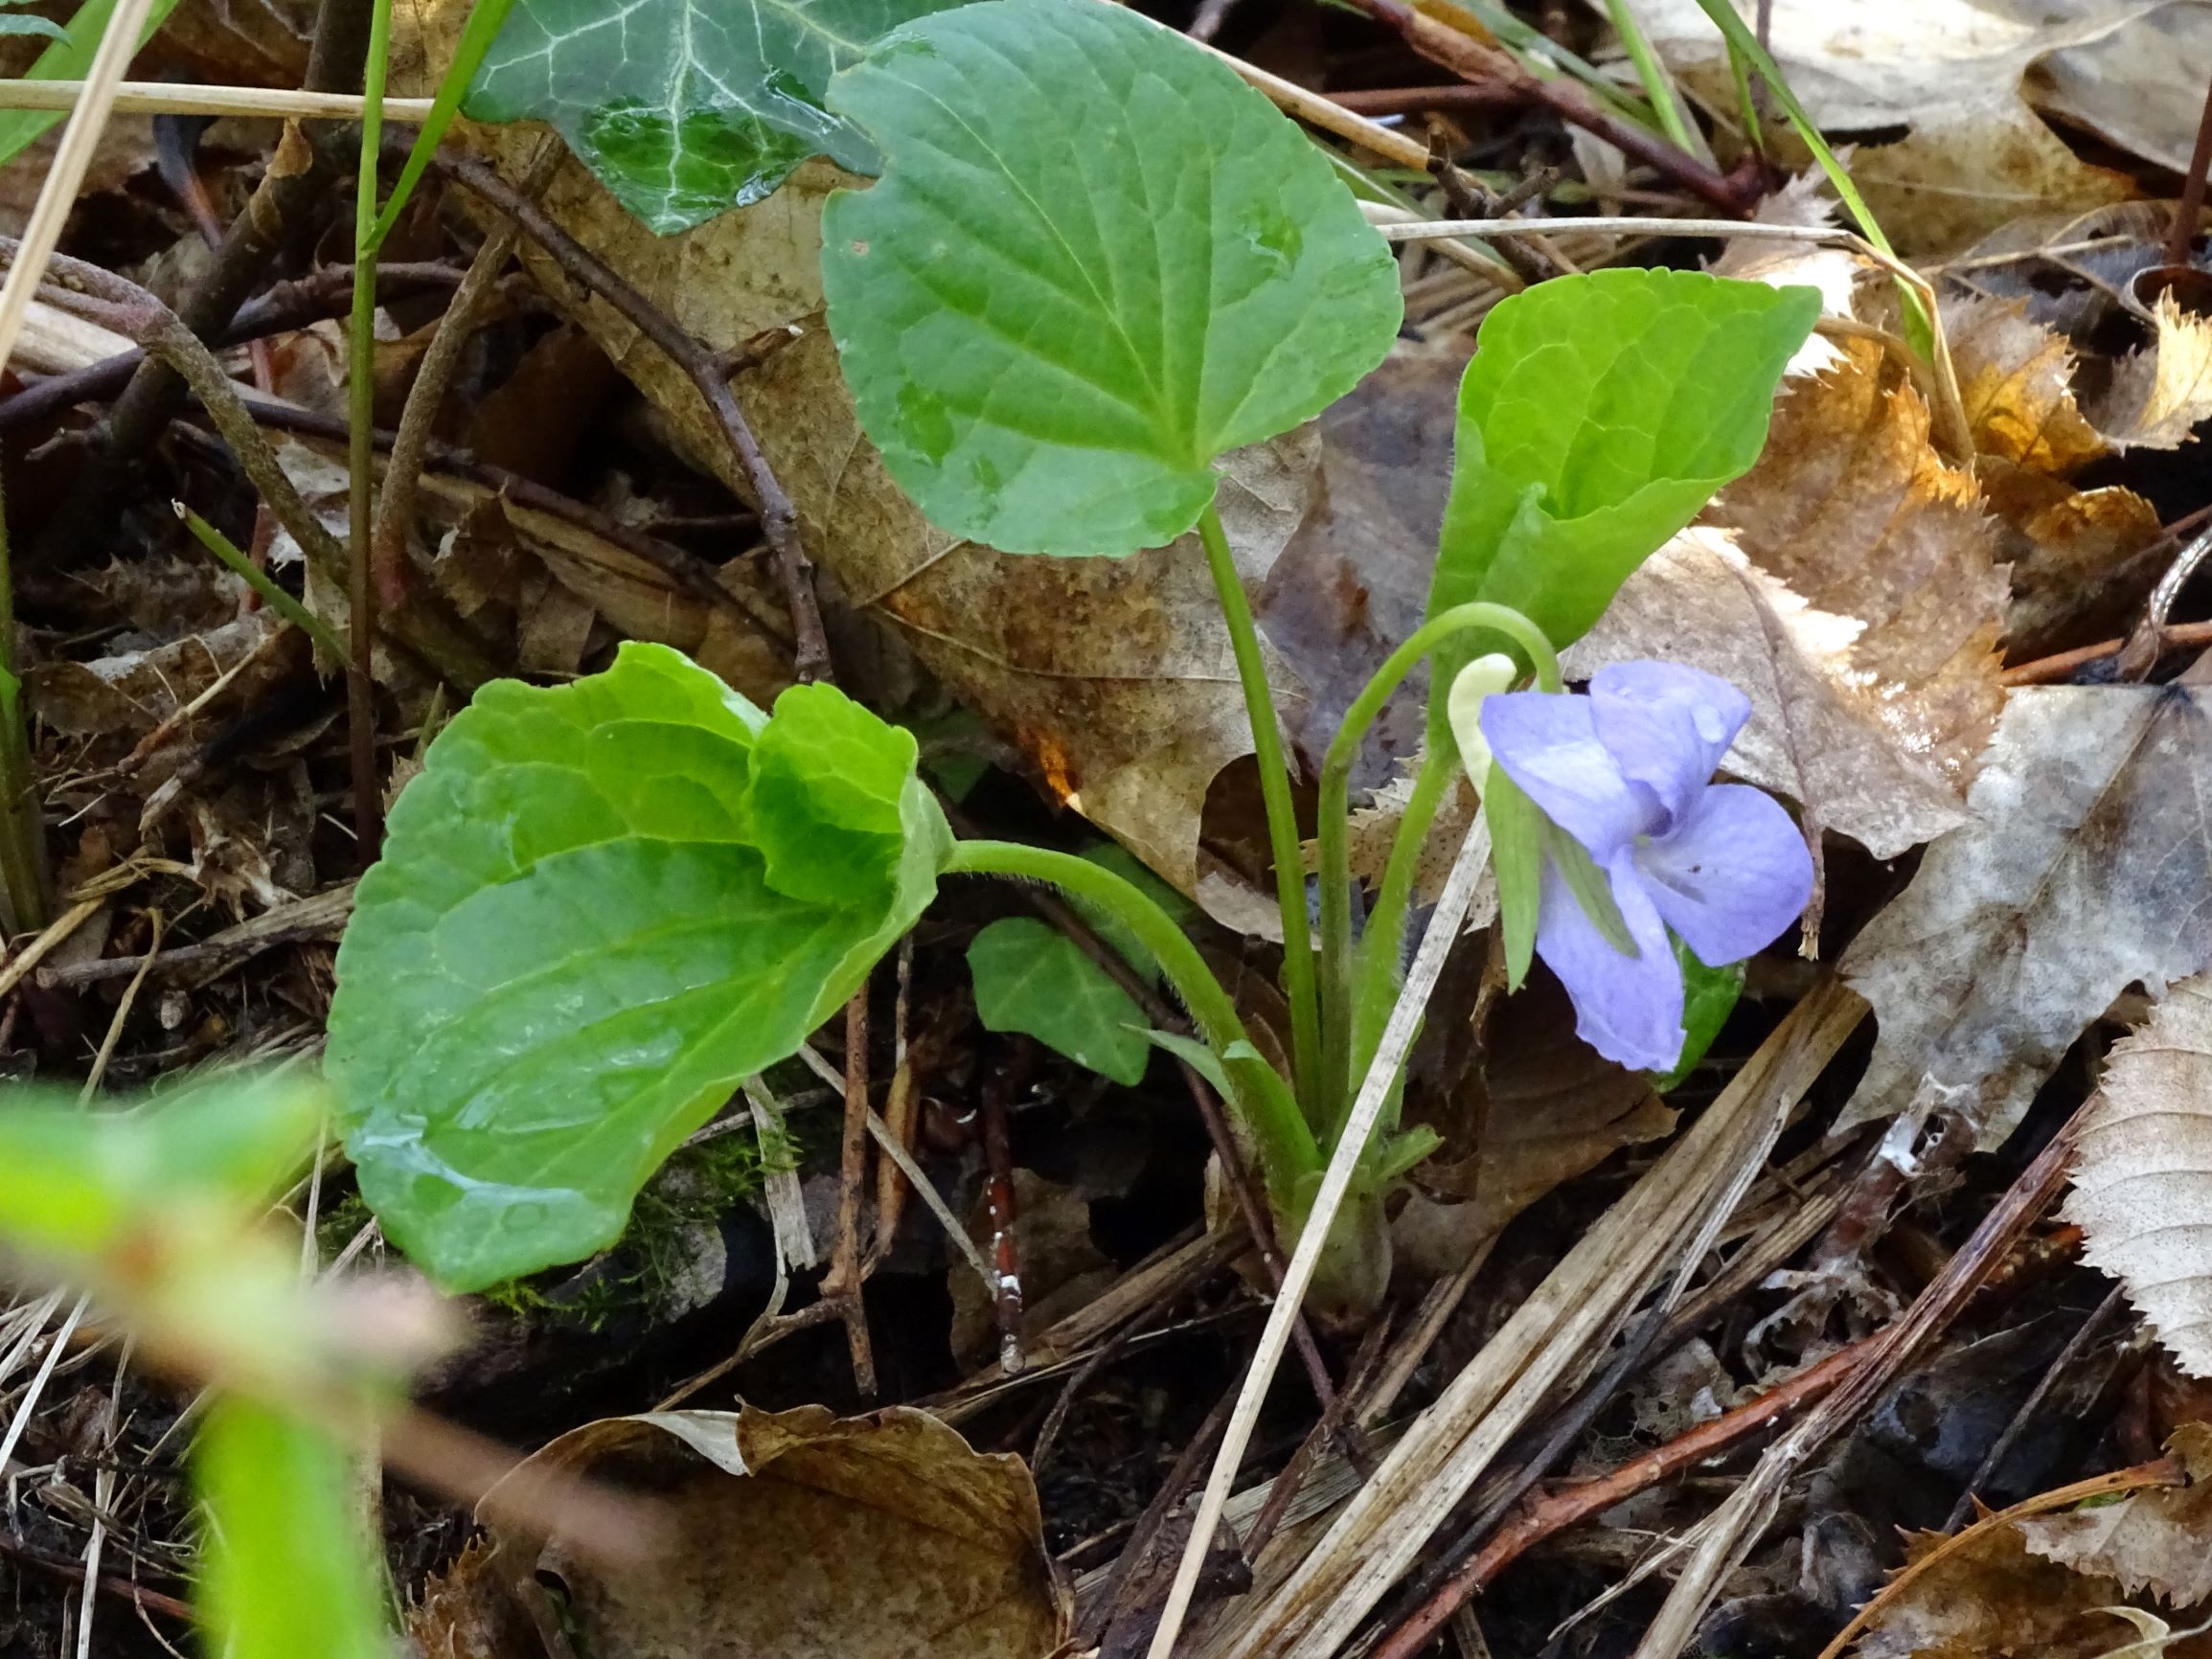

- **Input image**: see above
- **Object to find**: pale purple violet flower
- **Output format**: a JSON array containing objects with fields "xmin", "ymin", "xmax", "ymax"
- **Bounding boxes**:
[{"xmin": 1477, "ymin": 662, "xmax": 1813, "ymax": 1072}]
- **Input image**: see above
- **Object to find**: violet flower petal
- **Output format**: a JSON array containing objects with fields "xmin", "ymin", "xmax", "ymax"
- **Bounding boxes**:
[
  {"xmin": 1534, "ymin": 849, "xmax": 1683, "ymax": 1072},
  {"xmin": 1634, "ymin": 784, "xmax": 1813, "ymax": 966},
  {"xmin": 1480, "ymin": 692, "xmax": 1649, "ymax": 861},
  {"xmin": 1588, "ymin": 661, "xmax": 1751, "ymax": 831}
]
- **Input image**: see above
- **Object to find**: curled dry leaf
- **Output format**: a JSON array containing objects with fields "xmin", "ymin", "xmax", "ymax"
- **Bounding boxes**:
[
  {"xmin": 1626, "ymin": 0, "xmax": 2143, "ymax": 252},
  {"xmin": 2066, "ymin": 979, "xmax": 2212, "ymax": 1377},
  {"xmin": 1707, "ymin": 333, "xmax": 2009, "ymax": 791},
  {"xmin": 1936, "ymin": 292, "xmax": 2167, "ymax": 655},
  {"xmin": 2092, "ymin": 290, "xmax": 2212, "ymax": 452},
  {"xmin": 416, "ymin": 1404, "xmax": 1066, "ymax": 1659},
  {"xmin": 1563, "ymin": 527, "xmax": 1971, "ymax": 862},
  {"xmin": 1840, "ymin": 686, "xmax": 2212, "ymax": 1148}
]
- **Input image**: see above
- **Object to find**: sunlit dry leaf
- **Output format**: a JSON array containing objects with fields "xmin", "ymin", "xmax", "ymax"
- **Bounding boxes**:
[
  {"xmin": 440, "ymin": 1405, "xmax": 1065, "ymax": 1659},
  {"xmin": 2068, "ymin": 985, "xmax": 2212, "ymax": 1376},
  {"xmin": 1565, "ymin": 528, "xmax": 1970, "ymax": 861},
  {"xmin": 1839, "ymin": 686, "xmax": 2212, "ymax": 1147},
  {"xmin": 2092, "ymin": 290, "xmax": 2212, "ymax": 450},
  {"xmin": 1948, "ymin": 295, "xmax": 2109, "ymax": 475},
  {"xmin": 1935, "ymin": 297, "xmax": 2165, "ymax": 653},
  {"xmin": 1630, "ymin": 0, "xmax": 2141, "ymax": 253},
  {"xmin": 1708, "ymin": 334, "xmax": 2009, "ymax": 789},
  {"xmin": 2019, "ymin": 1427, "xmax": 2212, "ymax": 1602}
]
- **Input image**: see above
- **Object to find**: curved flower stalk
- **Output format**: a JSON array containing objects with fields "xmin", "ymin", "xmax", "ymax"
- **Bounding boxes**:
[{"xmin": 1464, "ymin": 662, "xmax": 1813, "ymax": 1072}]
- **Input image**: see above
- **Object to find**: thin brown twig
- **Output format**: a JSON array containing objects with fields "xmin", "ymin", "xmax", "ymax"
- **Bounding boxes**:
[
  {"xmin": 1940, "ymin": 1282, "xmax": 2128, "ymax": 1534},
  {"xmin": 1348, "ymin": 0, "xmax": 1759, "ymax": 216},
  {"xmin": 1628, "ymin": 1092, "xmax": 2106, "ymax": 1658},
  {"xmin": 824, "ymin": 986, "xmax": 878, "ymax": 1396},
  {"xmin": 11, "ymin": 241, "xmax": 497, "ymax": 692},
  {"xmin": 2002, "ymin": 618, "xmax": 2212, "ymax": 685},
  {"xmin": 1372, "ymin": 1331, "xmax": 1877, "ymax": 1657},
  {"xmin": 33, "ymin": 0, "xmax": 374, "ymax": 567},
  {"xmin": 438, "ymin": 154, "xmax": 833, "ymax": 682},
  {"xmin": 372, "ymin": 139, "xmax": 560, "ymax": 624},
  {"xmin": 2166, "ymin": 67, "xmax": 2212, "ymax": 272},
  {"xmin": 212, "ymin": 394, "xmax": 773, "ymax": 637},
  {"xmin": 0, "ymin": 262, "xmax": 464, "ymax": 433}
]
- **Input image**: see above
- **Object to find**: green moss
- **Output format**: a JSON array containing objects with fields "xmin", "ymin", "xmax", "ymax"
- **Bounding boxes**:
[{"xmin": 479, "ymin": 1124, "xmax": 796, "ymax": 1331}]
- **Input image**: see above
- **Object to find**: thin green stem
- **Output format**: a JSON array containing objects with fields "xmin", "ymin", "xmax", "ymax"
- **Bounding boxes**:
[
  {"xmin": 947, "ymin": 837, "xmax": 1320, "ymax": 1188},
  {"xmin": 366, "ymin": 0, "xmax": 518, "ymax": 255},
  {"xmin": 1196, "ymin": 500, "xmax": 1323, "ymax": 1124},
  {"xmin": 0, "ymin": 473, "xmax": 49, "ymax": 933},
  {"xmin": 1604, "ymin": 0, "xmax": 1695, "ymax": 152},
  {"xmin": 1348, "ymin": 745, "xmax": 1453, "ymax": 1085},
  {"xmin": 174, "ymin": 503, "xmax": 350, "ymax": 663},
  {"xmin": 1314, "ymin": 603, "xmax": 1558, "ymax": 1115},
  {"xmin": 347, "ymin": 0, "xmax": 392, "ymax": 858}
]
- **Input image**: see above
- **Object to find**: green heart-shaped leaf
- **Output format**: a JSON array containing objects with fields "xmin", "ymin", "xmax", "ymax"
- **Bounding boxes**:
[
  {"xmin": 1431, "ymin": 269, "xmax": 1818, "ymax": 665},
  {"xmin": 969, "ymin": 916, "xmax": 1151, "ymax": 1084},
  {"xmin": 464, "ymin": 0, "xmax": 966, "ymax": 235},
  {"xmin": 819, "ymin": 0, "xmax": 1403, "ymax": 557},
  {"xmin": 328, "ymin": 643, "xmax": 950, "ymax": 1290}
]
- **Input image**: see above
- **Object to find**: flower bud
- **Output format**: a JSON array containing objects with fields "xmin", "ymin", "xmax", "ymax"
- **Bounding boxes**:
[{"xmin": 1446, "ymin": 652, "xmax": 1519, "ymax": 788}]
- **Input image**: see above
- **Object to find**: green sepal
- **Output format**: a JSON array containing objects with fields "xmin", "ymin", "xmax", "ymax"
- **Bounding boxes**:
[
  {"xmin": 1653, "ymin": 939, "xmax": 1745, "ymax": 1092},
  {"xmin": 1540, "ymin": 819, "xmax": 1637, "ymax": 956},
  {"xmin": 1485, "ymin": 762, "xmax": 1543, "ymax": 990}
]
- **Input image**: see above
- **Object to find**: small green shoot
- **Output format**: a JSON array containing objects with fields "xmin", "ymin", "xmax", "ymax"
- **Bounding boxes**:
[{"xmin": 173, "ymin": 502, "xmax": 348, "ymax": 664}]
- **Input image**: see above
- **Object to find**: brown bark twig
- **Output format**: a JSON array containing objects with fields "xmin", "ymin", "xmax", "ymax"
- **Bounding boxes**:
[
  {"xmin": 1370, "ymin": 1334, "xmax": 1877, "ymax": 1658},
  {"xmin": 210, "ymin": 394, "xmax": 774, "ymax": 638},
  {"xmin": 1347, "ymin": 0, "xmax": 1760, "ymax": 216},
  {"xmin": 0, "ymin": 263, "xmax": 465, "ymax": 433},
  {"xmin": 1628, "ymin": 1092, "xmax": 2106, "ymax": 1658},
  {"xmin": 32, "ymin": 0, "xmax": 375, "ymax": 567},
  {"xmin": 824, "ymin": 986, "xmax": 878, "ymax": 1396},
  {"xmin": 437, "ymin": 155, "xmax": 833, "ymax": 683},
  {"xmin": 372, "ymin": 140, "xmax": 563, "ymax": 623}
]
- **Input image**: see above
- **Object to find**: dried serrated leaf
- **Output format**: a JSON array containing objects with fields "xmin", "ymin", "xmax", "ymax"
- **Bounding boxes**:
[
  {"xmin": 2067, "ymin": 984, "xmax": 2212, "ymax": 1376},
  {"xmin": 1948, "ymin": 294, "xmax": 2110, "ymax": 474},
  {"xmin": 2018, "ymin": 1427, "xmax": 2212, "ymax": 1602},
  {"xmin": 1707, "ymin": 334, "xmax": 2008, "ymax": 789},
  {"xmin": 2091, "ymin": 289, "xmax": 2212, "ymax": 450},
  {"xmin": 1840, "ymin": 686, "xmax": 2212, "ymax": 1147},
  {"xmin": 1855, "ymin": 1518, "xmax": 2137, "ymax": 1659},
  {"xmin": 1564, "ymin": 528, "xmax": 1969, "ymax": 862}
]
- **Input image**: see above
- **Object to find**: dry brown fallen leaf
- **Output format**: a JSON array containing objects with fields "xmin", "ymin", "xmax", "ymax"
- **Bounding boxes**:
[
  {"xmin": 415, "ymin": 1404, "xmax": 1066, "ymax": 1659},
  {"xmin": 1397, "ymin": 974, "xmax": 1675, "ymax": 1276},
  {"xmin": 395, "ymin": 0, "xmax": 1322, "ymax": 896},
  {"xmin": 1563, "ymin": 527, "xmax": 1971, "ymax": 863},
  {"xmin": 1628, "ymin": 0, "xmax": 2144, "ymax": 253},
  {"xmin": 1706, "ymin": 333, "xmax": 2009, "ymax": 791},
  {"xmin": 1937, "ymin": 294, "xmax": 2168, "ymax": 658},
  {"xmin": 1836, "ymin": 1449, "xmax": 2210, "ymax": 1659},
  {"xmin": 1839, "ymin": 685, "xmax": 2212, "ymax": 1148},
  {"xmin": 2018, "ymin": 1425, "xmax": 2212, "ymax": 1605},
  {"xmin": 2066, "ymin": 978, "xmax": 2212, "ymax": 1378}
]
